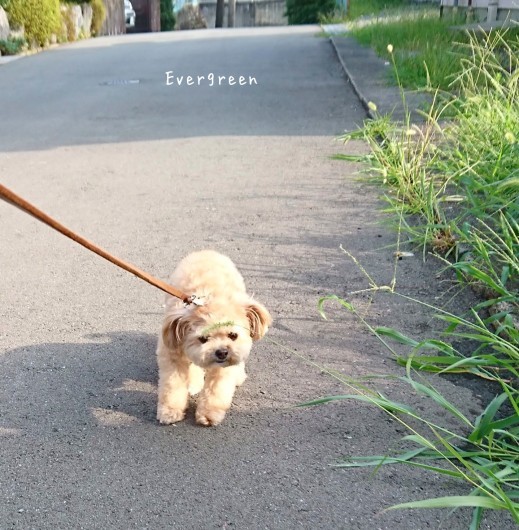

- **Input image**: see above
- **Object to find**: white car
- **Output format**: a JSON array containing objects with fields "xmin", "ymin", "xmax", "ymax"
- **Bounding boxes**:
[{"xmin": 124, "ymin": 0, "xmax": 136, "ymax": 29}]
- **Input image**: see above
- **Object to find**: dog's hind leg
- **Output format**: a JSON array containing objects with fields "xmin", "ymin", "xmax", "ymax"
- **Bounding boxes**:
[
  {"xmin": 156, "ymin": 350, "xmax": 190, "ymax": 424},
  {"xmin": 195, "ymin": 365, "xmax": 243, "ymax": 426}
]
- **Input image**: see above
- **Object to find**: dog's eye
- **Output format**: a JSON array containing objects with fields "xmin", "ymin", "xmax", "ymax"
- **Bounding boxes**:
[
  {"xmin": 228, "ymin": 332, "xmax": 238, "ymax": 341},
  {"xmin": 198, "ymin": 336, "xmax": 209, "ymax": 344}
]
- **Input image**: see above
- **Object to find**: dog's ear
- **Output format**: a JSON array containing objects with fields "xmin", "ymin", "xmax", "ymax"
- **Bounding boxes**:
[
  {"xmin": 245, "ymin": 299, "xmax": 272, "ymax": 341},
  {"xmin": 161, "ymin": 307, "xmax": 190, "ymax": 350}
]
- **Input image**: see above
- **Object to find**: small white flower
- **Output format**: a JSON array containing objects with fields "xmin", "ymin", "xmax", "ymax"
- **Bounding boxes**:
[
  {"xmin": 505, "ymin": 131, "xmax": 516, "ymax": 144},
  {"xmin": 367, "ymin": 101, "xmax": 377, "ymax": 112},
  {"xmin": 387, "ymin": 44, "xmax": 394, "ymax": 54}
]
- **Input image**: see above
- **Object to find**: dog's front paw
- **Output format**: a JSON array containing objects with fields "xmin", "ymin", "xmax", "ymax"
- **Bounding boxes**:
[
  {"xmin": 157, "ymin": 404, "xmax": 186, "ymax": 425},
  {"xmin": 195, "ymin": 406, "xmax": 226, "ymax": 427}
]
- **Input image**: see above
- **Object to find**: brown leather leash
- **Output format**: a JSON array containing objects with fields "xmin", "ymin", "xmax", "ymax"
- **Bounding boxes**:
[{"xmin": 0, "ymin": 183, "xmax": 203, "ymax": 306}]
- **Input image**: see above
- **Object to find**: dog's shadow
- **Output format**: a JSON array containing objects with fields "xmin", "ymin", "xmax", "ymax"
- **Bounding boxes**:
[
  {"xmin": 0, "ymin": 331, "xmax": 164, "ymax": 434},
  {"xmin": 0, "ymin": 329, "xmax": 352, "ymax": 437}
]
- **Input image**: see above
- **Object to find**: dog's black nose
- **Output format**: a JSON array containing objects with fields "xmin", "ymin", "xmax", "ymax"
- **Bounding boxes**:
[{"xmin": 215, "ymin": 348, "xmax": 228, "ymax": 361}]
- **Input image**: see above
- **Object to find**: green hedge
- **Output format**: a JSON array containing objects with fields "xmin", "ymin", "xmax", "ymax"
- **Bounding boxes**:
[{"xmin": 7, "ymin": 0, "xmax": 61, "ymax": 46}]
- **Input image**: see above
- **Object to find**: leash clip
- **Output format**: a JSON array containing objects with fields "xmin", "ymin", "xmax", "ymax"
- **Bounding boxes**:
[{"xmin": 184, "ymin": 294, "xmax": 205, "ymax": 307}]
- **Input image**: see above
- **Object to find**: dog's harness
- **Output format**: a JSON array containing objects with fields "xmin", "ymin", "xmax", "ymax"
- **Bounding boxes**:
[{"xmin": 0, "ymin": 183, "xmax": 205, "ymax": 306}]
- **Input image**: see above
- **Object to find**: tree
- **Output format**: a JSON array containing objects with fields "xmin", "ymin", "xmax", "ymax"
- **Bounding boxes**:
[
  {"xmin": 228, "ymin": 0, "xmax": 236, "ymax": 27},
  {"xmin": 215, "ymin": 0, "xmax": 224, "ymax": 27},
  {"xmin": 160, "ymin": 0, "xmax": 175, "ymax": 31}
]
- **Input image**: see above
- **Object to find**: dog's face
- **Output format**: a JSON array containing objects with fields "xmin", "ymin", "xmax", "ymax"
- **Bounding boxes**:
[
  {"xmin": 162, "ymin": 297, "xmax": 271, "ymax": 369},
  {"xmin": 182, "ymin": 317, "xmax": 254, "ymax": 368}
]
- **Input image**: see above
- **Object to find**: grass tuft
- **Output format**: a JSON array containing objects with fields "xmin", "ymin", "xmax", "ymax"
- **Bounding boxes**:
[{"xmin": 347, "ymin": 9, "xmax": 468, "ymax": 89}]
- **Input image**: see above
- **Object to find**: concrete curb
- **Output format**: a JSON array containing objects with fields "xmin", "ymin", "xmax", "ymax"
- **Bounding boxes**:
[
  {"xmin": 325, "ymin": 27, "xmax": 431, "ymax": 122},
  {"xmin": 328, "ymin": 35, "xmax": 377, "ymax": 120},
  {"xmin": 0, "ymin": 47, "xmax": 43, "ymax": 66},
  {"xmin": 0, "ymin": 55, "xmax": 21, "ymax": 65},
  {"xmin": 0, "ymin": 43, "xmax": 66, "ymax": 66}
]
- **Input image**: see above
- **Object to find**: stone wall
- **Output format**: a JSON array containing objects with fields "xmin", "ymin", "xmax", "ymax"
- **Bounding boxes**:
[
  {"xmin": 200, "ymin": 0, "xmax": 287, "ymax": 28},
  {"xmin": 61, "ymin": 3, "xmax": 94, "ymax": 40},
  {"xmin": 0, "ymin": 6, "xmax": 9, "ymax": 41}
]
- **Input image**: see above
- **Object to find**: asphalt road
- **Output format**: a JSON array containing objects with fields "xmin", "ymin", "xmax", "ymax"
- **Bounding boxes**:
[{"xmin": 0, "ymin": 26, "xmax": 513, "ymax": 530}]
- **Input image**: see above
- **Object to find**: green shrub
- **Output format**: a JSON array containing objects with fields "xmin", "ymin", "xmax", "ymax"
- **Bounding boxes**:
[
  {"xmin": 160, "ymin": 0, "xmax": 175, "ymax": 31},
  {"xmin": 90, "ymin": 0, "xmax": 106, "ymax": 36},
  {"xmin": 7, "ymin": 0, "xmax": 61, "ymax": 46},
  {"xmin": 285, "ymin": 0, "xmax": 336, "ymax": 24},
  {"xmin": 0, "ymin": 36, "xmax": 26, "ymax": 55}
]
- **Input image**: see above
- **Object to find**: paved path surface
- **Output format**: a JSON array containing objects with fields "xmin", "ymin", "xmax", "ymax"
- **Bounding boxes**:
[{"xmin": 0, "ymin": 27, "xmax": 514, "ymax": 529}]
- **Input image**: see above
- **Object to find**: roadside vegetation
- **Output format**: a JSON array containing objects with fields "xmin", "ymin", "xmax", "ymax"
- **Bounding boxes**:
[
  {"xmin": 311, "ymin": 8, "xmax": 518, "ymax": 529},
  {"xmin": 348, "ymin": 8, "xmax": 469, "ymax": 89},
  {"xmin": 0, "ymin": 0, "xmax": 105, "ymax": 52},
  {"xmin": 0, "ymin": 35, "xmax": 25, "ymax": 55},
  {"xmin": 286, "ymin": 0, "xmax": 409, "ymax": 25},
  {"xmin": 343, "ymin": 0, "xmax": 407, "ymax": 20},
  {"xmin": 335, "ymin": 2, "xmax": 519, "ymax": 90}
]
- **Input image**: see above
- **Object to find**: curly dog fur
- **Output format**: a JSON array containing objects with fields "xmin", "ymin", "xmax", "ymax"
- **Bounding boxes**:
[{"xmin": 156, "ymin": 250, "xmax": 272, "ymax": 426}]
